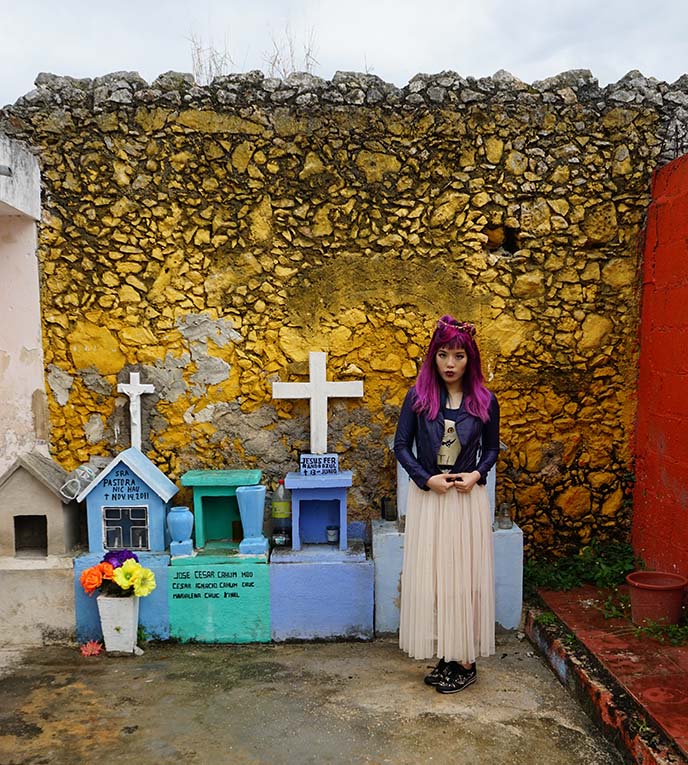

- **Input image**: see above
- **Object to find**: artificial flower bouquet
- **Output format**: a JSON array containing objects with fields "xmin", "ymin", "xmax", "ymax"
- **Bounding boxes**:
[{"xmin": 80, "ymin": 549, "xmax": 156, "ymax": 598}]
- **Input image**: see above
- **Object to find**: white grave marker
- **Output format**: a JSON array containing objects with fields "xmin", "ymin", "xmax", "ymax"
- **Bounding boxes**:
[
  {"xmin": 272, "ymin": 352, "xmax": 364, "ymax": 454},
  {"xmin": 117, "ymin": 372, "xmax": 155, "ymax": 451}
]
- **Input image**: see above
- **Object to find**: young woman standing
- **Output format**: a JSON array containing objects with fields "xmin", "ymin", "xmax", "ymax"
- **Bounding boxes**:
[{"xmin": 394, "ymin": 315, "xmax": 500, "ymax": 693}]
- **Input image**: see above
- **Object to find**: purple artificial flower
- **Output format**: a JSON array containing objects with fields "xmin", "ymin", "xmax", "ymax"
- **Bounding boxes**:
[{"xmin": 102, "ymin": 549, "xmax": 139, "ymax": 568}]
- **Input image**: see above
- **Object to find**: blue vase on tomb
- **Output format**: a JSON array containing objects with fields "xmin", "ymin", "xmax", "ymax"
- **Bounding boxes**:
[
  {"xmin": 167, "ymin": 505, "xmax": 194, "ymax": 557},
  {"xmin": 236, "ymin": 484, "xmax": 269, "ymax": 555}
]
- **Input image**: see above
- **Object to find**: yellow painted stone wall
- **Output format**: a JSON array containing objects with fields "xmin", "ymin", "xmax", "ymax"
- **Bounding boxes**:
[{"xmin": 2, "ymin": 69, "xmax": 676, "ymax": 554}]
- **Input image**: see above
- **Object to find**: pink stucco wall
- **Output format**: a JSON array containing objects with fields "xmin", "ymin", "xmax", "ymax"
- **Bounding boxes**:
[{"xmin": 0, "ymin": 136, "xmax": 43, "ymax": 474}]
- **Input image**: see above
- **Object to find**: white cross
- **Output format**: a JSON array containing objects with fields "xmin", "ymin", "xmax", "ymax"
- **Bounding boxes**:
[
  {"xmin": 117, "ymin": 372, "xmax": 155, "ymax": 451},
  {"xmin": 272, "ymin": 352, "xmax": 364, "ymax": 454}
]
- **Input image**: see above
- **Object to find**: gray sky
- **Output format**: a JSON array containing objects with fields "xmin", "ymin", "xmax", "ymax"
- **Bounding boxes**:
[{"xmin": 2, "ymin": 0, "xmax": 688, "ymax": 107}]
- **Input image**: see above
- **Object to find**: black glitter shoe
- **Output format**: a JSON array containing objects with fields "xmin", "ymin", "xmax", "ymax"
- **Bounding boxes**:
[
  {"xmin": 435, "ymin": 663, "xmax": 477, "ymax": 694},
  {"xmin": 423, "ymin": 658, "xmax": 448, "ymax": 686}
]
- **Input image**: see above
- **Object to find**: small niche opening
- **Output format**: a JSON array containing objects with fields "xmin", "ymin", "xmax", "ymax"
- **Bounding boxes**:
[
  {"xmin": 299, "ymin": 500, "xmax": 339, "ymax": 544},
  {"xmin": 484, "ymin": 225, "xmax": 520, "ymax": 254},
  {"xmin": 14, "ymin": 515, "xmax": 48, "ymax": 558},
  {"xmin": 200, "ymin": 496, "xmax": 242, "ymax": 545},
  {"xmin": 503, "ymin": 227, "xmax": 520, "ymax": 254}
]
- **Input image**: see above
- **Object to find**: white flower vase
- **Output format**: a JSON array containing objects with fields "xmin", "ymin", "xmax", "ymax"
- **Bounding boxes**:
[{"xmin": 97, "ymin": 595, "xmax": 140, "ymax": 653}]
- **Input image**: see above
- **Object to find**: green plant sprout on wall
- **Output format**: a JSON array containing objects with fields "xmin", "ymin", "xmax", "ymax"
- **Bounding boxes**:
[
  {"xmin": 534, "ymin": 611, "xmax": 558, "ymax": 626},
  {"xmin": 524, "ymin": 539, "xmax": 639, "ymax": 595}
]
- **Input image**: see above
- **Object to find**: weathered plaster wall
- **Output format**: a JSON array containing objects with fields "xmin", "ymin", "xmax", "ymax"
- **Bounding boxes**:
[
  {"xmin": 3, "ymin": 68, "xmax": 688, "ymax": 554},
  {"xmin": 632, "ymin": 154, "xmax": 688, "ymax": 575},
  {"xmin": 0, "ymin": 133, "xmax": 41, "ymax": 218},
  {"xmin": 0, "ymin": 560, "xmax": 75, "ymax": 645},
  {"xmin": 0, "ymin": 136, "xmax": 44, "ymax": 475}
]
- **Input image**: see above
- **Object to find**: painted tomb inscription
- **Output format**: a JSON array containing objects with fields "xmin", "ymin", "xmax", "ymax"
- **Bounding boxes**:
[
  {"xmin": 168, "ymin": 562, "xmax": 270, "ymax": 643},
  {"xmin": 170, "ymin": 567, "xmax": 256, "ymax": 600}
]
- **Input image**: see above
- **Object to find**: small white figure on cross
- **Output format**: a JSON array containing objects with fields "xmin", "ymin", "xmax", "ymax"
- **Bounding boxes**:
[
  {"xmin": 117, "ymin": 372, "xmax": 155, "ymax": 451},
  {"xmin": 272, "ymin": 352, "xmax": 364, "ymax": 454}
]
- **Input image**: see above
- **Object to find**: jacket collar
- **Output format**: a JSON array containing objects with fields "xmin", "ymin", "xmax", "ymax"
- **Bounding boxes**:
[{"xmin": 439, "ymin": 385, "xmax": 448, "ymax": 410}]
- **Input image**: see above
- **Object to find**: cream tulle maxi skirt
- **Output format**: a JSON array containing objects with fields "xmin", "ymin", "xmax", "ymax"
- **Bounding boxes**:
[{"xmin": 399, "ymin": 481, "xmax": 495, "ymax": 663}]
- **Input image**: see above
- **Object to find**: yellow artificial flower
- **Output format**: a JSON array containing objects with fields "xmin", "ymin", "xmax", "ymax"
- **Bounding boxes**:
[
  {"xmin": 112, "ymin": 558, "xmax": 143, "ymax": 591},
  {"xmin": 133, "ymin": 567, "xmax": 156, "ymax": 597}
]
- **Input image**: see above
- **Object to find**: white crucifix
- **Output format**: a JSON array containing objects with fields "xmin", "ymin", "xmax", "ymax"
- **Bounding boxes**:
[
  {"xmin": 117, "ymin": 372, "xmax": 155, "ymax": 451},
  {"xmin": 272, "ymin": 351, "xmax": 364, "ymax": 454}
]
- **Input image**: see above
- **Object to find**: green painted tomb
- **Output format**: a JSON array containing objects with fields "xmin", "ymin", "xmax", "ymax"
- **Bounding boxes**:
[
  {"xmin": 168, "ymin": 551, "xmax": 269, "ymax": 643},
  {"xmin": 180, "ymin": 469, "xmax": 261, "ymax": 549}
]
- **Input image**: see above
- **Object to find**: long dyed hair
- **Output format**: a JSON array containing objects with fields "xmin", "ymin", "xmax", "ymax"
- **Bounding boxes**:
[{"xmin": 413, "ymin": 314, "xmax": 491, "ymax": 422}]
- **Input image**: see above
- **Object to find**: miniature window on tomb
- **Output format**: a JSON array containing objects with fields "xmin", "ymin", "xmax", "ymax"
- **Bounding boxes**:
[
  {"xmin": 102, "ymin": 505, "xmax": 149, "ymax": 550},
  {"xmin": 14, "ymin": 515, "xmax": 48, "ymax": 557}
]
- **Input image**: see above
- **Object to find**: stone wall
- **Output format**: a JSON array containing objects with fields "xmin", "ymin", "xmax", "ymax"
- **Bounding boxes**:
[{"xmin": 3, "ymin": 67, "xmax": 688, "ymax": 555}]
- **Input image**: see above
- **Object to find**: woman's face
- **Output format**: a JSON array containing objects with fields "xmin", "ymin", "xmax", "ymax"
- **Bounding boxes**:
[{"xmin": 435, "ymin": 345, "xmax": 467, "ymax": 386}]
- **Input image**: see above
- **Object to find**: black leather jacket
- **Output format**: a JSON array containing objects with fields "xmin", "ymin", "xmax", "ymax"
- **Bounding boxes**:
[{"xmin": 394, "ymin": 385, "xmax": 500, "ymax": 490}]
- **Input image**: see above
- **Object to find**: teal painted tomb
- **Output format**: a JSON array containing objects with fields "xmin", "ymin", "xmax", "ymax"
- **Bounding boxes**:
[
  {"xmin": 180, "ymin": 469, "xmax": 261, "ymax": 549},
  {"xmin": 168, "ymin": 553, "xmax": 270, "ymax": 643}
]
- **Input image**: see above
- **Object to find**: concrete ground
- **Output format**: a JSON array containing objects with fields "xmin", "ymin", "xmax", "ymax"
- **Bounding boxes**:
[{"xmin": 0, "ymin": 632, "xmax": 623, "ymax": 765}]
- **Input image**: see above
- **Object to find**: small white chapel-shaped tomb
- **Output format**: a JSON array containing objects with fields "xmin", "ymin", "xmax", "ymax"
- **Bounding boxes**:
[{"xmin": 0, "ymin": 451, "xmax": 81, "ymax": 558}]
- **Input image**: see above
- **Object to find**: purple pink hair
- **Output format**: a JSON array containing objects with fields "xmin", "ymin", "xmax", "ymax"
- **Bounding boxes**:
[{"xmin": 413, "ymin": 314, "xmax": 492, "ymax": 422}]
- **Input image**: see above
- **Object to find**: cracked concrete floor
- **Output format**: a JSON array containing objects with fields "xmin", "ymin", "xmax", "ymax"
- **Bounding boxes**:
[{"xmin": 0, "ymin": 632, "xmax": 623, "ymax": 764}]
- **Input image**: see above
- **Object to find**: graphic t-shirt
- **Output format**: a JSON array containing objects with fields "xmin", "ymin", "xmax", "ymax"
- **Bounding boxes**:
[{"xmin": 437, "ymin": 415, "xmax": 461, "ymax": 469}]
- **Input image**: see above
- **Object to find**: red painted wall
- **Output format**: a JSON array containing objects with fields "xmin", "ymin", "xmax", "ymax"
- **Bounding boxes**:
[{"xmin": 633, "ymin": 154, "xmax": 688, "ymax": 575}]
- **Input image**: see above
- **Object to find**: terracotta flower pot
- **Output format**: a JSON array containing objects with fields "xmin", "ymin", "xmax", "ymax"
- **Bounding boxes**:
[{"xmin": 626, "ymin": 571, "xmax": 687, "ymax": 626}]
